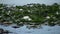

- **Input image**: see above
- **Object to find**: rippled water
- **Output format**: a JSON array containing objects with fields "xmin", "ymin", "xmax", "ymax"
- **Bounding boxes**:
[{"xmin": 0, "ymin": 24, "xmax": 60, "ymax": 34}]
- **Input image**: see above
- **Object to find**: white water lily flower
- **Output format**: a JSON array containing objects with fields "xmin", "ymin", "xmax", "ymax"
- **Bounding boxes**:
[
  {"xmin": 23, "ymin": 16, "xmax": 29, "ymax": 19},
  {"xmin": 7, "ymin": 11, "xmax": 10, "ymax": 15},
  {"xmin": 56, "ymin": 11, "xmax": 59, "ymax": 15},
  {"xmin": 23, "ymin": 16, "xmax": 32, "ymax": 21},
  {"xmin": 8, "ymin": 10, "xmax": 11, "ymax": 13},
  {"xmin": 46, "ymin": 16, "xmax": 50, "ymax": 19},
  {"xmin": 28, "ymin": 18, "xmax": 32, "ymax": 21},
  {"xmin": 19, "ymin": 9, "xmax": 23, "ymax": 11},
  {"xmin": 28, "ymin": 10, "xmax": 31, "ymax": 12}
]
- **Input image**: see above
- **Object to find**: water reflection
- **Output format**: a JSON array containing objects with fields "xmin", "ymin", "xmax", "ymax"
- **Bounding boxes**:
[
  {"xmin": 0, "ymin": 28, "xmax": 12, "ymax": 34},
  {"xmin": 0, "ymin": 21, "xmax": 60, "ymax": 29},
  {"xmin": 0, "ymin": 24, "xmax": 60, "ymax": 34},
  {"xmin": 16, "ymin": 22, "xmax": 60, "ymax": 29}
]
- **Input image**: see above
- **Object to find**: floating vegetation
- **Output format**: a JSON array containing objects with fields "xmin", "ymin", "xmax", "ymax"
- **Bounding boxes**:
[{"xmin": 0, "ymin": 3, "xmax": 60, "ymax": 27}]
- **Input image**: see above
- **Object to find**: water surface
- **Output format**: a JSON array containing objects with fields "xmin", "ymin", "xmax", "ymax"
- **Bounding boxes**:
[{"xmin": 0, "ymin": 24, "xmax": 60, "ymax": 34}]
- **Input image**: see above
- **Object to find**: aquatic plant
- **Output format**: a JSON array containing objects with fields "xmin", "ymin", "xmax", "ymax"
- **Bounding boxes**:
[{"xmin": 0, "ymin": 3, "xmax": 60, "ymax": 26}]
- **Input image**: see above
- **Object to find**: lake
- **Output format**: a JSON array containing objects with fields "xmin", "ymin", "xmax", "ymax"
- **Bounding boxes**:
[
  {"xmin": 0, "ymin": 24, "xmax": 60, "ymax": 34},
  {"xmin": 0, "ymin": 0, "xmax": 60, "ymax": 34}
]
